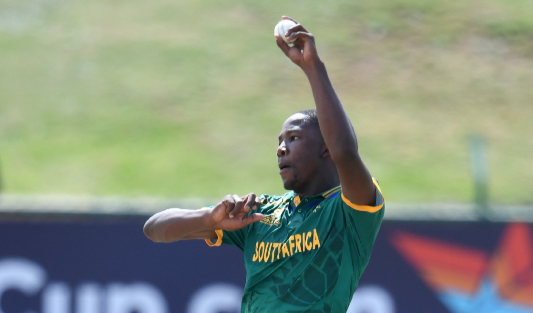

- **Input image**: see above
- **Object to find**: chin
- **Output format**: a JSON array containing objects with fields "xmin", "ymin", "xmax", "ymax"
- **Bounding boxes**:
[
  {"xmin": 282, "ymin": 180, "xmax": 293, "ymax": 191},
  {"xmin": 282, "ymin": 177, "xmax": 299, "ymax": 191}
]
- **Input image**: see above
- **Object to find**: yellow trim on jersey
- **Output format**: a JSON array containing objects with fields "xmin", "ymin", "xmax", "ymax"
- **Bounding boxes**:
[
  {"xmin": 341, "ymin": 179, "xmax": 384, "ymax": 213},
  {"xmin": 372, "ymin": 178, "xmax": 383, "ymax": 194},
  {"xmin": 323, "ymin": 186, "xmax": 342, "ymax": 198},
  {"xmin": 205, "ymin": 229, "xmax": 223, "ymax": 247}
]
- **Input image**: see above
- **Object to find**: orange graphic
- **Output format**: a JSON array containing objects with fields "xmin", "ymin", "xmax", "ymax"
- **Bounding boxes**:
[{"xmin": 391, "ymin": 223, "xmax": 533, "ymax": 307}]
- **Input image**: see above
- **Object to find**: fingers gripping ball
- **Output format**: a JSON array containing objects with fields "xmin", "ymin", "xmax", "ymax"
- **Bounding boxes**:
[{"xmin": 274, "ymin": 19, "xmax": 297, "ymax": 46}]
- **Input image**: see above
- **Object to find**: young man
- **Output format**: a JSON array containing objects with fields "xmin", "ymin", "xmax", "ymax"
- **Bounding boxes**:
[{"xmin": 144, "ymin": 16, "xmax": 384, "ymax": 313}]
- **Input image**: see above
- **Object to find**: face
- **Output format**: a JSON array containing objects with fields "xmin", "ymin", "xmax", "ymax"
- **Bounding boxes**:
[{"xmin": 277, "ymin": 113, "xmax": 325, "ymax": 192}]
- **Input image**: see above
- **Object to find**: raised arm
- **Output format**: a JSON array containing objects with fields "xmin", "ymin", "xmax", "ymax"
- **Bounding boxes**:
[
  {"xmin": 143, "ymin": 194, "xmax": 264, "ymax": 243},
  {"xmin": 276, "ymin": 17, "xmax": 376, "ymax": 206}
]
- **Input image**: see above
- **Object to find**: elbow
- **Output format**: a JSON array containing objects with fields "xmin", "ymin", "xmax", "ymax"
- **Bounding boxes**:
[
  {"xmin": 143, "ymin": 217, "xmax": 165, "ymax": 243},
  {"xmin": 143, "ymin": 219, "xmax": 156, "ymax": 241}
]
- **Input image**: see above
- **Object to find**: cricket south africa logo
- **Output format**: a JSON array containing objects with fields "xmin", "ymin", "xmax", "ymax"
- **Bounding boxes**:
[
  {"xmin": 391, "ymin": 223, "xmax": 533, "ymax": 313},
  {"xmin": 260, "ymin": 208, "xmax": 285, "ymax": 226}
]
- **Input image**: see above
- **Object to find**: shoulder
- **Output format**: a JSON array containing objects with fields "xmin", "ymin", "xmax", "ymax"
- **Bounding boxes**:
[
  {"xmin": 317, "ymin": 186, "xmax": 343, "ymax": 207},
  {"xmin": 320, "ymin": 191, "xmax": 344, "ymax": 209}
]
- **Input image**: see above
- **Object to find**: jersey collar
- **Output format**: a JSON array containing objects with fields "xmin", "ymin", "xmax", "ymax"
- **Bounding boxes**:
[{"xmin": 292, "ymin": 185, "xmax": 342, "ymax": 207}]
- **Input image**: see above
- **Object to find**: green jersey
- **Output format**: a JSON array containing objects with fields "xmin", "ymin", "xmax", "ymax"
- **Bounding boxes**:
[{"xmin": 205, "ymin": 179, "xmax": 384, "ymax": 313}]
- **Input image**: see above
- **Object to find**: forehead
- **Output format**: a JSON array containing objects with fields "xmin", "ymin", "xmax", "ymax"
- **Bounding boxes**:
[{"xmin": 280, "ymin": 113, "xmax": 308, "ymax": 132}]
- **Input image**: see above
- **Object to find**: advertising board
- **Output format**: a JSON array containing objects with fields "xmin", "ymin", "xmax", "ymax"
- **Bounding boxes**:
[{"xmin": 0, "ymin": 219, "xmax": 531, "ymax": 313}]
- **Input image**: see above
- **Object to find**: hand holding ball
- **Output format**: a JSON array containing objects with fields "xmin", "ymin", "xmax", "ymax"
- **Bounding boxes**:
[
  {"xmin": 274, "ymin": 19, "xmax": 297, "ymax": 46},
  {"xmin": 274, "ymin": 17, "xmax": 318, "ymax": 67}
]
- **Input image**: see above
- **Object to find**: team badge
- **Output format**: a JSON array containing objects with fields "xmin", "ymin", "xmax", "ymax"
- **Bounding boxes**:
[{"xmin": 260, "ymin": 208, "xmax": 285, "ymax": 226}]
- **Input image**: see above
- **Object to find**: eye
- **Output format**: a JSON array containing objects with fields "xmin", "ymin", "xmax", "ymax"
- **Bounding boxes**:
[{"xmin": 290, "ymin": 136, "xmax": 299, "ymax": 141}]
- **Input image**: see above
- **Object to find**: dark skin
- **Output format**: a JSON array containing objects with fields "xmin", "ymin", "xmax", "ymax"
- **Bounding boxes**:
[
  {"xmin": 143, "ymin": 16, "xmax": 375, "ymax": 243},
  {"xmin": 277, "ymin": 114, "xmax": 339, "ymax": 197}
]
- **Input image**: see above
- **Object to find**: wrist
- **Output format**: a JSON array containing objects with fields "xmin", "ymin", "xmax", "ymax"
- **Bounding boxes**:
[{"xmin": 198, "ymin": 207, "xmax": 219, "ymax": 230}]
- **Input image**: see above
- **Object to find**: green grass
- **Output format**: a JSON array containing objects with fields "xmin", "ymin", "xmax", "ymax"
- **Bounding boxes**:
[{"xmin": 1, "ymin": 0, "xmax": 532, "ymax": 204}]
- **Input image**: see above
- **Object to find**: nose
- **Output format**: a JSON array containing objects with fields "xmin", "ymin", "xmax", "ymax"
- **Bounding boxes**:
[{"xmin": 277, "ymin": 141, "xmax": 287, "ymax": 157}]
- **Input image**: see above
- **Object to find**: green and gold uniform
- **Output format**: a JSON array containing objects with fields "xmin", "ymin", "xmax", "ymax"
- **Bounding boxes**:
[{"xmin": 205, "ymin": 179, "xmax": 384, "ymax": 313}]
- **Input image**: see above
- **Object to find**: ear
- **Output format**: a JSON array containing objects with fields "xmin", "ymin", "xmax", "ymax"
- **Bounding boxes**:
[{"xmin": 320, "ymin": 144, "xmax": 331, "ymax": 159}]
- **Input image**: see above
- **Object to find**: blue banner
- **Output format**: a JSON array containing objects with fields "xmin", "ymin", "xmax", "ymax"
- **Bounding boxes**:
[{"xmin": 0, "ymin": 220, "xmax": 531, "ymax": 313}]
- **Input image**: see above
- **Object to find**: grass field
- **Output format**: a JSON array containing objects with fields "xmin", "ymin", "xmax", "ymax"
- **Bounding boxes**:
[{"xmin": 1, "ymin": 0, "xmax": 532, "ymax": 204}]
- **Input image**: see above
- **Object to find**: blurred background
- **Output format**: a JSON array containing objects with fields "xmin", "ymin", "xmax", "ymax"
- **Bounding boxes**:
[{"xmin": 0, "ymin": 0, "xmax": 532, "ymax": 312}]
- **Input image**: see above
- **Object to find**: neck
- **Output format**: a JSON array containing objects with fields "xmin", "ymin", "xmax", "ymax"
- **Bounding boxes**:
[{"xmin": 294, "ymin": 172, "xmax": 340, "ymax": 198}]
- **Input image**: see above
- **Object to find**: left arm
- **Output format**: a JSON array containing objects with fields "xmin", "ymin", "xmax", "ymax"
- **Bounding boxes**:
[{"xmin": 276, "ymin": 16, "xmax": 375, "ymax": 205}]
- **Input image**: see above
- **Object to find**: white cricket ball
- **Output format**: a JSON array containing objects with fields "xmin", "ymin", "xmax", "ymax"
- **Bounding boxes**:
[{"xmin": 274, "ymin": 19, "xmax": 297, "ymax": 46}]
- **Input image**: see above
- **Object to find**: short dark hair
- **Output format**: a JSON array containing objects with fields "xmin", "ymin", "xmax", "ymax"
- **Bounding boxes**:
[
  {"xmin": 292, "ymin": 109, "xmax": 324, "ymax": 143},
  {"xmin": 294, "ymin": 109, "xmax": 319, "ymax": 128}
]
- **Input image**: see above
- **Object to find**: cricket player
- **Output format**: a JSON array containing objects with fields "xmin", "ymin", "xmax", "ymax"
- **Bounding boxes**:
[{"xmin": 144, "ymin": 16, "xmax": 384, "ymax": 312}]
